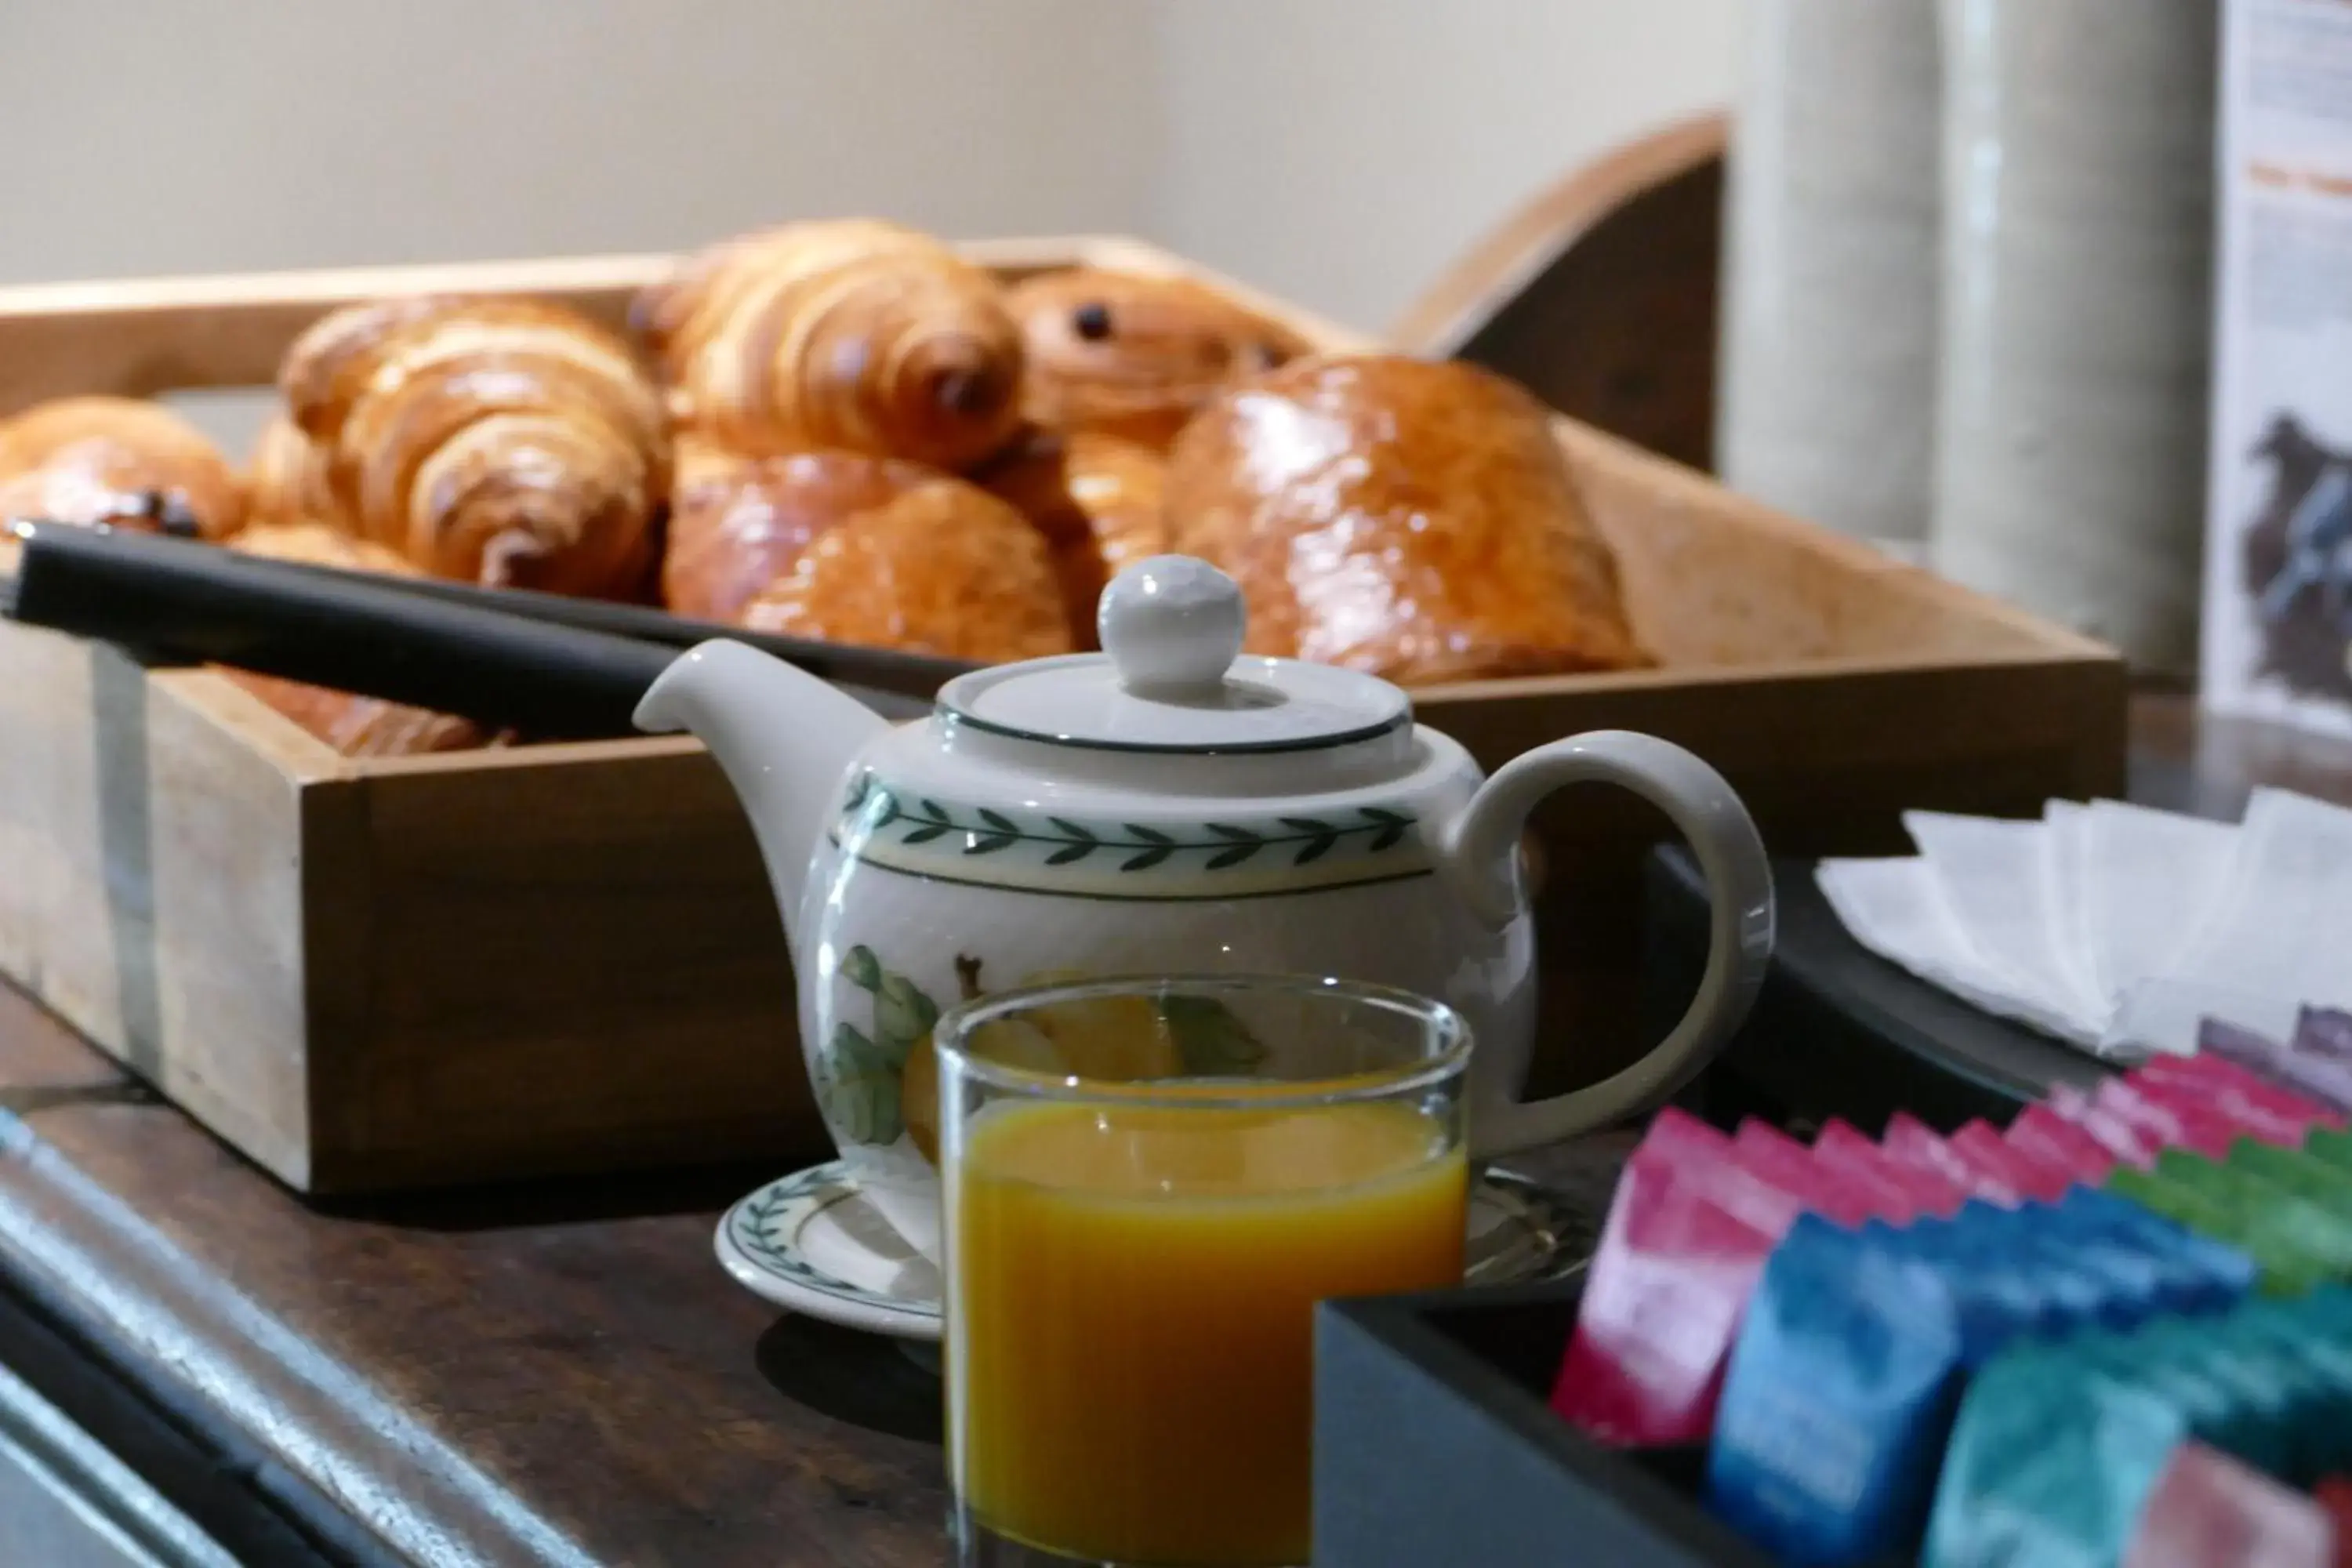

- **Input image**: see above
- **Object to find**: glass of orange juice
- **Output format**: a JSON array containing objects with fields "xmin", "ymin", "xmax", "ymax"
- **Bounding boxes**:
[{"xmin": 939, "ymin": 974, "xmax": 1471, "ymax": 1568}]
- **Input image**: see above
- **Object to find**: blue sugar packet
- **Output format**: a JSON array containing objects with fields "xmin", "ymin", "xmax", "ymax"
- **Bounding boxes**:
[
  {"xmin": 1887, "ymin": 1217, "xmax": 2066, "ymax": 1359},
  {"xmin": 1936, "ymin": 1200, "xmax": 2158, "ymax": 1335},
  {"xmin": 1924, "ymin": 1342, "xmax": 2206, "ymax": 1568},
  {"xmin": 2045, "ymin": 1185, "xmax": 2259, "ymax": 1311},
  {"xmin": 1707, "ymin": 1214, "xmax": 2049, "ymax": 1563}
]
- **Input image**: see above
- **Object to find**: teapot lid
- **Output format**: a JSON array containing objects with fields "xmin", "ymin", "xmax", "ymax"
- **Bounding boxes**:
[{"xmin": 936, "ymin": 556, "xmax": 1410, "ymax": 754}]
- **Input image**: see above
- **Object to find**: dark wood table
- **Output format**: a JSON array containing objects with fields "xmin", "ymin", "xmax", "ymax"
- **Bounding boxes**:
[{"xmin": 0, "ymin": 698, "xmax": 2339, "ymax": 1567}]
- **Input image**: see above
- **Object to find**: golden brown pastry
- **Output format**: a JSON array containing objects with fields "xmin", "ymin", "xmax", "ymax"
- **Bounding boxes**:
[
  {"xmin": 980, "ymin": 431, "xmax": 1168, "ymax": 646},
  {"xmin": 663, "ymin": 440, "xmax": 924, "ymax": 622},
  {"xmin": 1004, "ymin": 268, "xmax": 1311, "ymax": 451},
  {"xmin": 635, "ymin": 219, "xmax": 1023, "ymax": 471},
  {"xmin": 660, "ymin": 439, "xmax": 1045, "ymax": 634},
  {"xmin": 220, "ymin": 524, "xmax": 488, "ymax": 757},
  {"xmin": 1165, "ymin": 355, "xmax": 1646, "ymax": 683},
  {"xmin": 0, "ymin": 396, "xmax": 245, "ymax": 539},
  {"xmin": 245, "ymin": 414, "xmax": 338, "ymax": 528},
  {"xmin": 733, "ymin": 474, "xmax": 1073, "ymax": 664},
  {"xmin": 278, "ymin": 295, "xmax": 668, "ymax": 597}
]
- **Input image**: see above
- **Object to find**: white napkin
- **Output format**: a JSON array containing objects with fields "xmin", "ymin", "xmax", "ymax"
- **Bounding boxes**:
[
  {"xmin": 1814, "ymin": 789, "xmax": 2352, "ymax": 1062},
  {"xmin": 2103, "ymin": 789, "xmax": 2352, "ymax": 1055},
  {"xmin": 2076, "ymin": 801, "xmax": 2240, "ymax": 1007}
]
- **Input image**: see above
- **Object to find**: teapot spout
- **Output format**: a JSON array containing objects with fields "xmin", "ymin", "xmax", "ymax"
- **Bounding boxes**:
[{"xmin": 635, "ymin": 639, "xmax": 890, "ymax": 960}]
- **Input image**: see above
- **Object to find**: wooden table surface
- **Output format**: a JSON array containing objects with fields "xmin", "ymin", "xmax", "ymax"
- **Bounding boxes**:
[{"xmin": 0, "ymin": 697, "xmax": 2340, "ymax": 1568}]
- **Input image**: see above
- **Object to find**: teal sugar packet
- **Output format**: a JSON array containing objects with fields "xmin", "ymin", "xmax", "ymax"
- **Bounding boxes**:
[
  {"xmin": 2099, "ymin": 1319, "xmax": 2300, "ymax": 1483},
  {"xmin": 2224, "ymin": 1301, "xmax": 2352, "ymax": 1482},
  {"xmin": 2273, "ymin": 1280, "xmax": 2352, "ymax": 1334},
  {"xmin": 1923, "ymin": 1341, "xmax": 2195, "ymax": 1568}
]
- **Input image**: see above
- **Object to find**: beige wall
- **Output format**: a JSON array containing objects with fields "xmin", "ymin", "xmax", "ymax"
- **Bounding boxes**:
[
  {"xmin": 1150, "ymin": 0, "xmax": 1739, "ymax": 331},
  {"xmin": 0, "ymin": 1, "xmax": 1156, "ymax": 282},
  {"xmin": 0, "ymin": 1, "xmax": 1735, "ymax": 336}
]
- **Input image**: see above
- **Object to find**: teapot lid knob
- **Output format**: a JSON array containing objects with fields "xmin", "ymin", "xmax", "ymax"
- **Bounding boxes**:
[{"xmin": 1099, "ymin": 556, "xmax": 1247, "ymax": 697}]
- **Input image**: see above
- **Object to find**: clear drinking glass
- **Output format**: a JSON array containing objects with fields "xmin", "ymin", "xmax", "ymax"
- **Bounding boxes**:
[{"xmin": 939, "ymin": 974, "xmax": 1472, "ymax": 1568}]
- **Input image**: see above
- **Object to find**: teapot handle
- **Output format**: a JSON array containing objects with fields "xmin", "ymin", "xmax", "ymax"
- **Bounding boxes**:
[{"xmin": 1438, "ymin": 731, "xmax": 1774, "ymax": 1157}]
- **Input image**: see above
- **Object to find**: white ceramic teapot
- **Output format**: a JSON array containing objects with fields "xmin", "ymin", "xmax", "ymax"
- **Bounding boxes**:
[{"xmin": 637, "ymin": 556, "xmax": 1773, "ymax": 1259}]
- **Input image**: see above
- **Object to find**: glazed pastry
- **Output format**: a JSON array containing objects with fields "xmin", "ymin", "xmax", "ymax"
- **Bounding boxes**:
[
  {"xmin": 664, "ymin": 439, "xmax": 1035, "ymax": 624},
  {"xmin": 1004, "ymin": 267, "xmax": 1311, "ymax": 450},
  {"xmin": 980, "ymin": 431, "xmax": 1168, "ymax": 646},
  {"xmin": 278, "ymin": 294, "xmax": 668, "ymax": 597},
  {"xmin": 636, "ymin": 219, "xmax": 1023, "ymax": 471},
  {"xmin": 245, "ymin": 414, "xmax": 339, "ymax": 528},
  {"xmin": 1165, "ymin": 355, "xmax": 1646, "ymax": 683},
  {"xmin": 0, "ymin": 396, "xmax": 245, "ymax": 539},
  {"xmin": 220, "ymin": 524, "xmax": 487, "ymax": 756},
  {"xmin": 735, "ymin": 475, "xmax": 1072, "ymax": 663}
]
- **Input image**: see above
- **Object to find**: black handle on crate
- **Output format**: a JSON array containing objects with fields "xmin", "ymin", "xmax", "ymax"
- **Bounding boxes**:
[
  {"xmin": 229, "ymin": 550, "xmax": 978, "ymax": 702},
  {"xmin": 5, "ymin": 521, "xmax": 677, "ymax": 739}
]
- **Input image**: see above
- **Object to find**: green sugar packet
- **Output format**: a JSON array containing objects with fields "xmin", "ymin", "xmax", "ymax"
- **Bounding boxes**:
[
  {"xmin": 1923, "ymin": 1342, "xmax": 2199, "ymax": 1568},
  {"xmin": 2150, "ymin": 1152, "xmax": 2352, "ymax": 1288},
  {"xmin": 2107, "ymin": 1164, "xmax": 2332, "ymax": 1295},
  {"xmin": 2230, "ymin": 1138, "xmax": 2352, "ymax": 1215},
  {"xmin": 2303, "ymin": 1124, "xmax": 2352, "ymax": 1176}
]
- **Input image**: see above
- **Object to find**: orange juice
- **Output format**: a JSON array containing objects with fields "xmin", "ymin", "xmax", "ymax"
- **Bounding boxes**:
[{"xmin": 948, "ymin": 1098, "xmax": 1467, "ymax": 1566}]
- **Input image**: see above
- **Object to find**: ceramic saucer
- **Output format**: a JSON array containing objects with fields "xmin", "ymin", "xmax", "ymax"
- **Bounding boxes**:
[{"xmin": 716, "ymin": 1159, "xmax": 1596, "ymax": 1342}]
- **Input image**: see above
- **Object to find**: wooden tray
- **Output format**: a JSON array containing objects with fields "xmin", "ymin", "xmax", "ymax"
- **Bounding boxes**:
[{"xmin": 0, "ymin": 238, "xmax": 2125, "ymax": 1193}]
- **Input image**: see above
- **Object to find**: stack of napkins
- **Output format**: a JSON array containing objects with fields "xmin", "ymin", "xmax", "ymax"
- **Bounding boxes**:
[{"xmin": 1817, "ymin": 787, "xmax": 2352, "ymax": 1059}]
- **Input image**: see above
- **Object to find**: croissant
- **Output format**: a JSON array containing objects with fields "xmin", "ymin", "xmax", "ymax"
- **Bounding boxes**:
[
  {"xmin": 245, "ymin": 414, "xmax": 338, "ymax": 528},
  {"xmin": 0, "ymin": 396, "xmax": 245, "ymax": 539},
  {"xmin": 278, "ymin": 295, "xmax": 668, "ymax": 597},
  {"xmin": 636, "ymin": 219, "xmax": 1023, "ymax": 471},
  {"xmin": 1165, "ymin": 355, "xmax": 1646, "ymax": 683},
  {"xmin": 1003, "ymin": 268, "xmax": 1312, "ymax": 451},
  {"xmin": 979, "ymin": 431, "xmax": 1169, "ymax": 646},
  {"xmin": 220, "ymin": 524, "xmax": 488, "ymax": 756},
  {"xmin": 729, "ymin": 465, "xmax": 1073, "ymax": 663}
]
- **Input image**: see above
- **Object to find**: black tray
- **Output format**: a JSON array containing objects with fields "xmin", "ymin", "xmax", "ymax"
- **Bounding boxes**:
[
  {"xmin": 1316, "ymin": 1281, "xmax": 1923, "ymax": 1568},
  {"xmin": 1641, "ymin": 845, "xmax": 2109, "ymax": 1134},
  {"xmin": 1314, "ymin": 1281, "xmax": 1773, "ymax": 1567}
]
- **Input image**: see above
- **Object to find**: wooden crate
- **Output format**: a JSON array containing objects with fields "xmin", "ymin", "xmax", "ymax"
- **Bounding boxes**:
[{"xmin": 0, "ymin": 238, "xmax": 2124, "ymax": 1192}]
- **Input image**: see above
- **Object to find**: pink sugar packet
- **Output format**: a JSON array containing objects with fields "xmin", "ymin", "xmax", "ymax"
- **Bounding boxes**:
[
  {"xmin": 1733, "ymin": 1119, "xmax": 1898, "ymax": 1222},
  {"xmin": 1554, "ymin": 1110, "xmax": 1810, "ymax": 1446},
  {"xmin": 2079, "ymin": 1077, "xmax": 2242, "ymax": 1160},
  {"xmin": 2124, "ymin": 1066, "xmax": 2312, "ymax": 1149},
  {"xmin": 1816, "ymin": 1117, "xmax": 1967, "ymax": 1215},
  {"xmin": 2137, "ymin": 1053, "xmax": 2345, "ymax": 1140},
  {"xmin": 2007, "ymin": 1102, "xmax": 2125, "ymax": 1181},
  {"xmin": 1883, "ymin": 1112, "xmax": 2024, "ymax": 1203},
  {"xmin": 2121, "ymin": 1443, "xmax": 2334, "ymax": 1568},
  {"xmin": 2046, "ymin": 1083, "xmax": 2165, "ymax": 1167},
  {"xmin": 2201, "ymin": 1017, "xmax": 2352, "ymax": 1113},
  {"xmin": 1950, "ymin": 1119, "xmax": 2077, "ymax": 1202}
]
